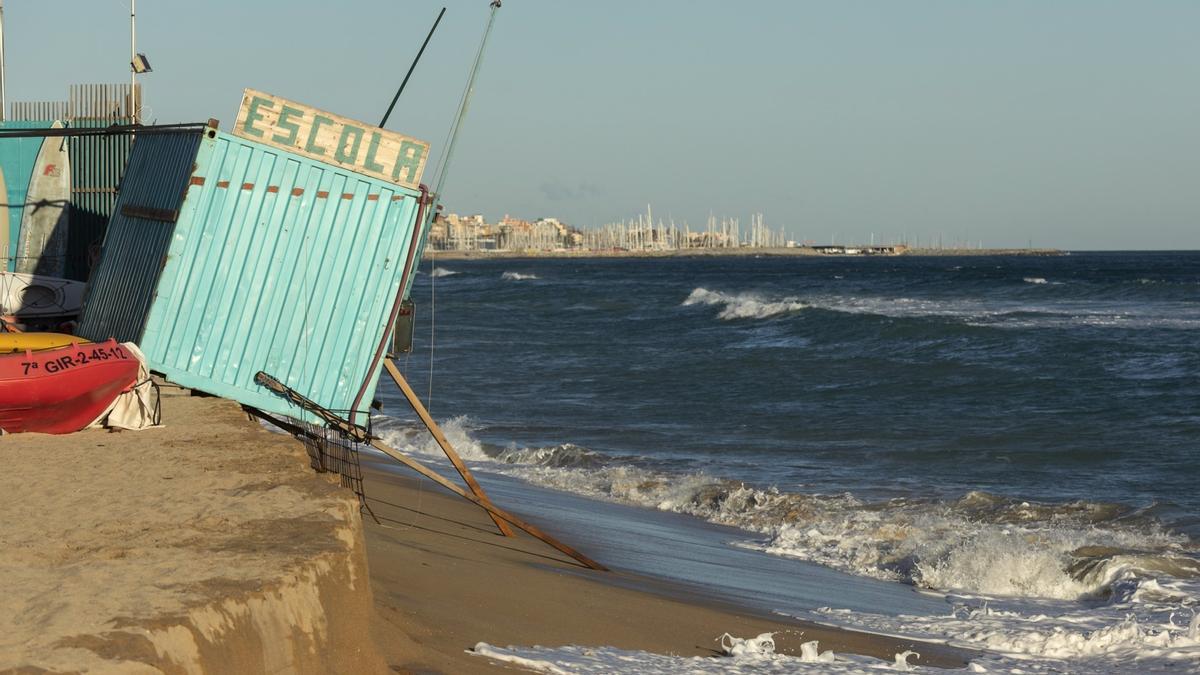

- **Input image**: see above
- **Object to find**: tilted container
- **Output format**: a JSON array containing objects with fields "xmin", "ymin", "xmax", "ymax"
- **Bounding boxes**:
[{"xmin": 78, "ymin": 122, "xmax": 428, "ymax": 423}]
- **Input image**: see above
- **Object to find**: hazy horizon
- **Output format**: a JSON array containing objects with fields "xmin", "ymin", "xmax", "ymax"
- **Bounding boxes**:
[{"xmin": 3, "ymin": 0, "xmax": 1196, "ymax": 249}]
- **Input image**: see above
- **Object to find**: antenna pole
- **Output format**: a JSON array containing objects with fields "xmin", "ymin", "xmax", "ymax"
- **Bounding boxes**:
[
  {"xmin": 1, "ymin": 0, "xmax": 7, "ymax": 121},
  {"xmin": 379, "ymin": 6, "xmax": 445, "ymax": 128},
  {"xmin": 130, "ymin": 0, "xmax": 137, "ymax": 122}
]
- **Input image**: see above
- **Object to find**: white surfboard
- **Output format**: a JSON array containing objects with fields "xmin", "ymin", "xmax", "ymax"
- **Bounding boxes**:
[
  {"xmin": 16, "ymin": 121, "xmax": 70, "ymax": 277},
  {"xmin": 0, "ymin": 270, "xmax": 86, "ymax": 318}
]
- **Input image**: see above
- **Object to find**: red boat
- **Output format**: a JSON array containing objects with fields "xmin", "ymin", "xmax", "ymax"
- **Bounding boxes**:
[{"xmin": 0, "ymin": 339, "xmax": 140, "ymax": 434}]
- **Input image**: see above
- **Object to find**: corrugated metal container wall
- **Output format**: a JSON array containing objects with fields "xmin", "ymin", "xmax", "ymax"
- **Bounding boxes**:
[
  {"xmin": 78, "ymin": 129, "xmax": 204, "ymax": 342},
  {"xmin": 65, "ymin": 121, "xmax": 133, "ymax": 281},
  {"xmin": 79, "ymin": 126, "xmax": 425, "ymax": 423}
]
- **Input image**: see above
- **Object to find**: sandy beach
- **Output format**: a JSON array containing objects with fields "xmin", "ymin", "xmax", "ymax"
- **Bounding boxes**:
[
  {"xmin": 0, "ymin": 386, "xmax": 384, "ymax": 673},
  {"xmin": 0, "ymin": 383, "xmax": 976, "ymax": 673}
]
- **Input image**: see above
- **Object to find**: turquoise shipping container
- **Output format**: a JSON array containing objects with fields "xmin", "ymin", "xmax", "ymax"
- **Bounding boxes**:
[{"xmin": 78, "ymin": 122, "xmax": 429, "ymax": 424}]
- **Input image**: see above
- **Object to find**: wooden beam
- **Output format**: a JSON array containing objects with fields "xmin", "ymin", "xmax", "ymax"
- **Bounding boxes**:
[{"xmin": 383, "ymin": 358, "xmax": 514, "ymax": 537}]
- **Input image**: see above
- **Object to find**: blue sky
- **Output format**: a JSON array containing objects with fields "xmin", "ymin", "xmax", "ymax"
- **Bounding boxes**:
[{"xmin": 4, "ymin": 1, "xmax": 1197, "ymax": 248}]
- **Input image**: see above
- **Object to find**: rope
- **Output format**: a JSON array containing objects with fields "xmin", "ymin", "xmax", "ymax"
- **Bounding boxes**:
[
  {"xmin": 429, "ymin": 2, "xmax": 501, "ymax": 199},
  {"xmin": 423, "ymin": 0, "xmax": 502, "ymax": 416},
  {"xmin": 428, "ymin": 251, "xmax": 436, "ymax": 412}
]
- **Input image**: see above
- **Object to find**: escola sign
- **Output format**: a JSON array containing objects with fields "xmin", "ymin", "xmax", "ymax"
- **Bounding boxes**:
[{"xmin": 233, "ymin": 88, "xmax": 430, "ymax": 190}]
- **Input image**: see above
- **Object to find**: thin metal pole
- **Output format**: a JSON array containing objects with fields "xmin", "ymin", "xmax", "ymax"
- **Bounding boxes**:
[
  {"xmin": 1, "ymin": 0, "xmax": 7, "ymax": 121},
  {"xmin": 130, "ymin": 0, "xmax": 137, "ymax": 122},
  {"xmin": 379, "ymin": 6, "xmax": 445, "ymax": 129}
]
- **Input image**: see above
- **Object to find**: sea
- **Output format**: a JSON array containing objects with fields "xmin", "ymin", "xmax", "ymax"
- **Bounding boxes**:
[{"xmin": 370, "ymin": 251, "xmax": 1200, "ymax": 673}]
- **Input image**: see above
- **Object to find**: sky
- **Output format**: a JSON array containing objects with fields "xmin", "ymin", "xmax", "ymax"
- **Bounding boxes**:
[{"xmin": 2, "ymin": 0, "xmax": 1197, "ymax": 249}]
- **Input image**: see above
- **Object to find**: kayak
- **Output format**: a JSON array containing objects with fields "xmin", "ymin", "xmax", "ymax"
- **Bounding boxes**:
[
  {"xmin": 0, "ymin": 332, "xmax": 89, "ymax": 353},
  {"xmin": 0, "ymin": 339, "xmax": 139, "ymax": 434},
  {"xmin": 0, "ymin": 271, "xmax": 87, "ymax": 318}
]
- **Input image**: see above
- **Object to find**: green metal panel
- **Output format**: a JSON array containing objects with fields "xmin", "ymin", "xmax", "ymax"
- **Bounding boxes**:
[{"xmin": 79, "ymin": 126, "xmax": 425, "ymax": 423}]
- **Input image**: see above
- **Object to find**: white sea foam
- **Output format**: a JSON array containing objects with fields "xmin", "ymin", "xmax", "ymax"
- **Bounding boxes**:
[
  {"xmin": 429, "ymin": 267, "xmax": 458, "ymax": 278},
  {"xmin": 682, "ymin": 287, "xmax": 1200, "ymax": 329},
  {"xmin": 1023, "ymin": 277, "xmax": 1049, "ymax": 284},
  {"xmin": 376, "ymin": 416, "xmax": 1196, "ymax": 600},
  {"xmin": 472, "ymin": 636, "xmax": 916, "ymax": 674},
  {"xmin": 502, "ymin": 271, "xmax": 539, "ymax": 280},
  {"xmin": 806, "ymin": 596, "xmax": 1200, "ymax": 672},
  {"xmin": 374, "ymin": 415, "xmax": 492, "ymax": 462},
  {"xmin": 682, "ymin": 287, "xmax": 808, "ymax": 320}
]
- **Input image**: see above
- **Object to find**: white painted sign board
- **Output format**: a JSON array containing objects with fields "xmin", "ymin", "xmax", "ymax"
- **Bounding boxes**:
[{"xmin": 233, "ymin": 88, "xmax": 430, "ymax": 191}]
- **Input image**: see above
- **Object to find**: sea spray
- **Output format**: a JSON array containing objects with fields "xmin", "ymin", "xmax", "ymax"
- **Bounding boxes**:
[{"xmin": 682, "ymin": 287, "xmax": 807, "ymax": 320}]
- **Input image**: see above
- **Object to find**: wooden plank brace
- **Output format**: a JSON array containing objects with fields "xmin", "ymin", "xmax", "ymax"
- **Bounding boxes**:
[{"xmin": 383, "ymin": 358, "xmax": 515, "ymax": 537}]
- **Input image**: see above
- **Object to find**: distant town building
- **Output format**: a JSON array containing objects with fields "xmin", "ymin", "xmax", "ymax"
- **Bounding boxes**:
[{"xmin": 427, "ymin": 206, "xmax": 907, "ymax": 255}]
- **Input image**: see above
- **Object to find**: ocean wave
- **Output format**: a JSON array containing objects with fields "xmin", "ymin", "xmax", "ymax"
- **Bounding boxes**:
[
  {"xmin": 373, "ymin": 416, "xmax": 1198, "ymax": 605},
  {"xmin": 501, "ymin": 271, "xmax": 539, "ymax": 281},
  {"xmin": 429, "ymin": 267, "xmax": 458, "ymax": 278},
  {"xmin": 682, "ymin": 287, "xmax": 1200, "ymax": 330},
  {"xmin": 682, "ymin": 288, "xmax": 808, "ymax": 320},
  {"xmin": 374, "ymin": 415, "xmax": 1200, "ymax": 670}
]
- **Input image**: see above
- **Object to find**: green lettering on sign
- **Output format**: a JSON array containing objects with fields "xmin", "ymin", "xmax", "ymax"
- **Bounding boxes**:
[
  {"xmin": 335, "ymin": 125, "xmax": 365, "ymax": 164},
  {"xmin": 305, "ymin": 115, "xmax": 334, "ymax": 155},
  {"xmin": 241, "ymin": 96, "xmax": 273, "ymax": 138},
  {"xmin": 392, "ymin": 141, "xmax": 426, "ymax": 185},
  {"xmin": 272, "ymin": 105, "xmax": 305, "ymax": 146},
  {"xmin": 363, "ymin": 132, "xmax": 386, "ymax": 173}
]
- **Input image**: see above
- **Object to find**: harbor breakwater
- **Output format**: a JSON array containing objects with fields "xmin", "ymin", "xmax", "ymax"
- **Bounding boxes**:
[{"xmin": 0, "ymin": 387, "xmax": 385, "ymax": 674}]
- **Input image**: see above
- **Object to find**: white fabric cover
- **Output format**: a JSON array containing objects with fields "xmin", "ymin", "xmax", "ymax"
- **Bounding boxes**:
[{"xmin": 88, "ymin": 342, "xmax": 162, "ymax": 431}]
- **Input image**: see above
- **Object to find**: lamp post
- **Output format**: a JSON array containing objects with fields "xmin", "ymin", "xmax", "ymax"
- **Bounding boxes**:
[
  {"xmin": 129, "ymin": 0, "xmax": 152, "ymax": 123},
  {"xmin": 130, "ymin": 0, "xmax": 136, "ymax": 121}
]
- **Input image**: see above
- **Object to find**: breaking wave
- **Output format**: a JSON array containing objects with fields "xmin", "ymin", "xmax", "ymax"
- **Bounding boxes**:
[
  {"xmin": 682, "ymin": 288, "xmax": 808, "ymax": 320},
  {"xmin": 501, "ymin": 271, "xmax": 539, "ymax": 281},
  {"xmin": 374, "ymin": 416, "xmax": 1198, "ymax": 604},
  {"xmin": 373, "ymin": 415, "xmax": 1200, "ymax": 670},
  {"xmin": 682, "ymin": 287, "xmax": 1200, "ymax": 329},
  {"xmin": 1024, "ymin": 276, "xmax": 1048, "ymax": 284},
  {"xmin": 429, "ymin": 267, "xmax": 458, "ymax": 278}
]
